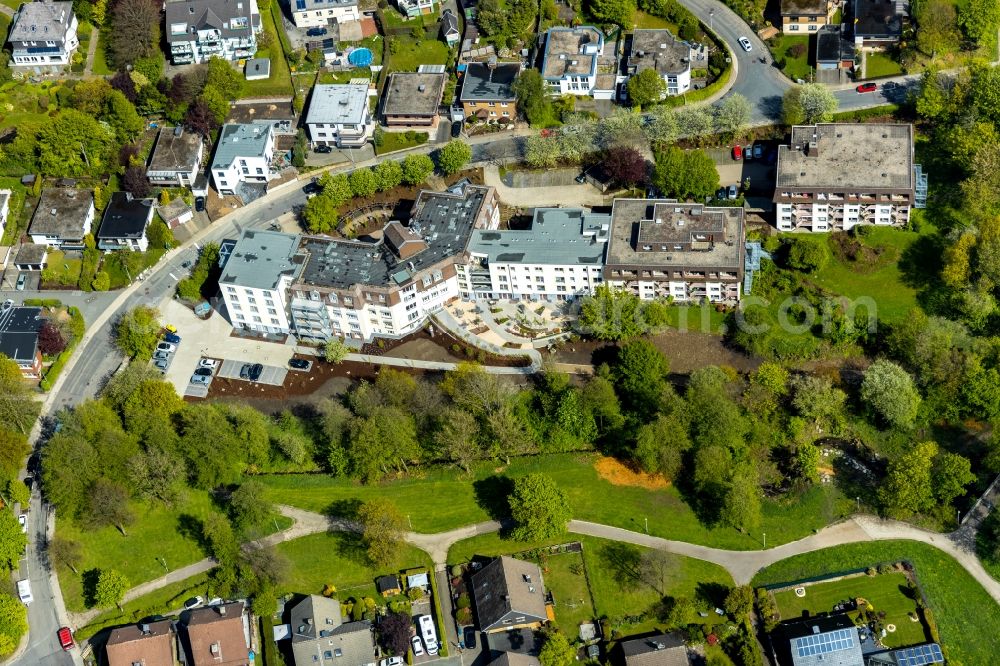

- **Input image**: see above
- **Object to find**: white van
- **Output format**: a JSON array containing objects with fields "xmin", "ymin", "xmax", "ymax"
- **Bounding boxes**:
[
  {"xmin": 418, "ymin": 615, "xmax": 438, "ymax": 655},
  {"xmin": 17, "ymin": 579, "xmax": 32, "ymax": 606}
]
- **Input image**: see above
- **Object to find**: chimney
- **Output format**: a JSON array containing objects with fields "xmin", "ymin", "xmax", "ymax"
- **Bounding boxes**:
[
  {"xmin": 140, "ymin": 624, "xmax": 151, "ymax": 635},
  {"xmin": 807, "ymin": 141, "xmax": 818, "ymax": 156},
  {"xmin": 219, "ymin": 605, "xmax": 227, "ymax": 616}
]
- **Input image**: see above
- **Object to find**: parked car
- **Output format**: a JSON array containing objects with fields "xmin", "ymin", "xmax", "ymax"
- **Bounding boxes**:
[
  {"xmin": 716, "ymin": 187, "xmax": 727, "ymax": 200},
  {"xmin": 199, "ymin": 358, "xmax": 218, "ymax": 369},
  {"xmin": 315, "ymin": 145, "xmax": 333, "ymax": 154},
  {"xmin": 248, "ymin": 363, "xmax": 264, "ymax": 381},
  {"xmin": 156, "ymin": 342, "xmax": 176, "ymax": 353},
  {"xmin": 154, "ymin": 359, "xmax": 168, "ymax": 371},
  {"xmin": 57, "ymin": 627, "xmax": 74, "ymax": 651},
  {"xmin": 239, "ymin": 363, "xmax": 252, "ymax": 379},
  {"xmin": 165, "ymin": 324, "xmax": 178, "ymax": 333},
  {"xmin": 464, "ymin": 627, "xmax": 477, "ymax": 650},
  {"xmin": 856, "ymin": 82, "xmax": 878, "ymax": 93},
  {"xmin": 17, "ymin": 579, "xmax": 32, "ymax": 606},
  {"xmin": 738, "ymin": 36, "xmax": 752, "ymax": 52},
  {"xmin": 727, "ymin": 184, "xmax": 739, "ymax": 200},
  {"xmin": 451, "ymin": 121, "xmax": 462, "ymax": 138},
  {"xmin": 289, "ymin": 358, "xmax": 312, "ymax": 371},
  {"xmin": 165, "ymin": 332, "xmax": 182, "ymax": 344},
  {"xmin": 153, "ymin": 351, "xmax": 171, "ymax": 360},
  {"xmin": 15, "ymin": 273, "xmax": 25, "ymax": 291},
  {"xmin": 753, "ymin": 144, "xmax": 764, "ymax": 160},
  {"xmin": 380, "ymin": 658, "xmax": 404, "ymax": 666},
  {"xmin": 184, "ymin": 596, "xmax": 204, "ymax": 610},
  {"xmin": 194, "ymin": 197, "xmax": 206, "ymax": 212},
  {"xmin": 194, "ymin": 367, "xmax": 214, "ymax": 377},
  {"xmin": 18, "ymin": 514, "xmax": 26, "ymax": 532},
  {"xmin": 307, "ymin": 26, "xmax": 328, "ymax": 36},
  {"xmin": 411, "ymin": 636, "xmax": 424, "ymax": 657},
  {"xmin": 191, "ymin": 374, "xmax": 211, "ymax": 385},
  {"xmin": 418, "ymin": 615, "xmax": 438, "ymax": 655},
  {"xmin": 303, "ymin": 181, "xmax": 320, "ymax": 195},
  {"xmin": 732, "ymin": 144, "xmax": 743, "ymax": 160}
]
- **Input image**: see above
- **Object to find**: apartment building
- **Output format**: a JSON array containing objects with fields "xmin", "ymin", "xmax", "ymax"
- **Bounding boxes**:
[
  {"xmin": 625, "ymin": 29, "xmax": 691, "ymax": 97},
  {"xmin": 306, "ymin": 83, "xmax": 374, "ymax": 148},
  {"xmin": 460, "ymin": 207, "xmax": 609, "ymax": 301},
  {"xmin": 604, "ymin": 199, "xmax": 745, "ymax": 303},
  {"xmin": 774, "ymin": 123, "xmax": 915, "ymax": 232},
  {"xmin": 7, "ymin": 1, "xmax": 79, "ymax": 73},
  {"xmin": 780, "ymin": 0, "xmax": 831, "ymax": 33},
  {"xmin": 210, "ymin": 123, "xmax": 276, "ymax": 196},
  {"xmin": 290, "ymin": 0, "xmax": 359, "ymax": 29},
  {"xmin": 289, "ymin": 182, "xmax": 500, "ymax": 343},
  {"xmin": 166, "ymin": 0, "xmax": 260, "ymax": 65},
  {"xmin": 540, "ymin": 26, "xmax": 605, "ymax": 96},
  {"xmin": 219, "ymin": 230, "xmax": 304, "ymax": 335},
  {"xmin": 459, "ymin": 61, "xmax": 520, "ymax": 123}
]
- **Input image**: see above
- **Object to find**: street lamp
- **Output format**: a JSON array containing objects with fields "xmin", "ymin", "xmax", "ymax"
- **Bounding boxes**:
[
  {"xmin": 763, "ymin": 532, "xmax": 766, "ymax": 549},
  {"xmin": 709, "ymin": 9, "xmax": 714, "ymax": 31},
  {"xmin": 644, "ymin": 517, "xmax": 648, "ymax": 534}
]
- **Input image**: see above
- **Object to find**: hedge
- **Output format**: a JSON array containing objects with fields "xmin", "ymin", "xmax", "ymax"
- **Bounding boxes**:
[
  {"xmin": 260, "ymin": 614, "xmax": 281, "ymax": 666},
  {"xmin": 22, "ymin": 298, "xmax": 63, "ymax": 308},
  {"xmin": 428, "ymin": 570, "xmax": 448, "ymax": 657},
  {"xmin": 39, "ymin": 306, "xmax": 85, "ymax": 392},
  {"xmin": 831, "ymin": 104, "xmax": 901, "ymax": 122}
]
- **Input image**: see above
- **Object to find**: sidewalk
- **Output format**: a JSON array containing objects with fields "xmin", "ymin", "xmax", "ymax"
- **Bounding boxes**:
[{"xmin": 481, "ymin": 164, "xmax": 610, "ymax": 208}]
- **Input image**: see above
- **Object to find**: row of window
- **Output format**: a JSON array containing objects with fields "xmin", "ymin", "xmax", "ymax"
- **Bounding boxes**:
[{"xmin": 787, "ymin": 24, "xmax": 819, "ymax": 31}]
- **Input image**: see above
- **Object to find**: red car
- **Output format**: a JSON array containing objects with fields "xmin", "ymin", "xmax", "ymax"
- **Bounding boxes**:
[
  {"xmin": 57, "ymin": 627, "xmax": 74, "ymax": 651},
  {"xmin": 732, "ymin": 145, "xmax": 743, "ymax": 160},
  {"xmin": 856, "ymin": 82, "xmax": 878, "ymax": 93}
]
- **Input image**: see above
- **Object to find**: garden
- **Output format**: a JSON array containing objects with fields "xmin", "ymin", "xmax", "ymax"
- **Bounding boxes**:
[
  {"xmin": 770, "ymin": 34, "xmax": 811, "ymax": 82},
  {"xmin": 374, "ymin": 129, "xmax": 429, "ymax": 155}
]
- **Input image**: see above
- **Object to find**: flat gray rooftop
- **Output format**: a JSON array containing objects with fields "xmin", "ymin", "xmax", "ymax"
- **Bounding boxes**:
[
  {"xmin": 627, "ymin": 29, "xmax": 690, "ymax": 76},
  {"xmin": 211, "ymin": 123, "xmax": 272, "ymax": 170},
  {"xmin": 306, "ymin": 84, "xmax": 369, "ymax": 126},
  {"xmin": 148, "ymin": 127, "xmax": 202, "ymax": 173},
  {"xmin": 383, "ymin": 72, "xmax": 447, "ymax": 117},
  {"xmin": 30, "ymin": 188, "xmax": 92, "ymax": 239},
  {"xmin": 542, "ymin": 27, "xmax": 602, "ymax": 79},
  {"xmin": 606, "ymin": 199, "xmax": 743, "ymax": 270},
  {"xmin": 468, "ymin": 208, "xmax": 608, "ymax": 265},
  {"xmin": 777, "ymin": 123, "xmax": 914, "ymax": 191},
  {"xmin": 219, "ymin": 229, "xmax": 304, "ymax": 290},
  {"xmin": 297, "ymin": 184, "xmax": 491, "ymax": 290}
]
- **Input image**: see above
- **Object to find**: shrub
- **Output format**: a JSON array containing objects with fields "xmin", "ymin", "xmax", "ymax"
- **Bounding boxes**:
[
  {"xmin": 456, "ymin": 593, "xmax": 471, "ymax": 609},
  {"xmin": 788, "ymin": 43, "xmax": 807, "ymax": 58},
  {"xmin": 456, "ymin": 606, "xmax": 472, "ymax": 625},
  {"xmin": 877, "ymin": 563, "xmax": 895, "ymax": 575},
  {"xmin": 407, "ymin": 587, "xmax": 423, "ymax": 601}
]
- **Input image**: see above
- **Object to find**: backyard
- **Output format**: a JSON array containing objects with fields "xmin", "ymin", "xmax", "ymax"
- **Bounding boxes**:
[
  {"xmin": 771, "ymin": 572, "xmax": 927, "ymax": 648},
  {"xmin": 771, "ymin": 34, "xmax": 811, "ymax": 82},
  {"xmin": 243, "ymin": 4, "xmax": 294, "ymax": 97},
  {"xmin": 864, "ymin": 51, "xmax": 904, "ymax": 79},
  {"xmin": 386, "ymin": 35, "xmax": 450, "ymax": 72},
  {"xmin": 257, "ymin": 452, "xmax": 851, "ymax": 550},
  {"xmin": 753, "ymin": 541, "xmax": 1000, "ymax": 665}
]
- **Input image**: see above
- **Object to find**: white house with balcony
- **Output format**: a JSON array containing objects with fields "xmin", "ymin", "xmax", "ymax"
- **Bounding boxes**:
[
  {"xmin": 305, "ymin": 83, "xmax": 374, "ymax": 148},
  {"xmin": 773, "ymin": 123, "xmax": 916, "ymax": 232},
  {"xmin": 625, "ymin": 29, "xmax": 692, "ymax": 97},
  {"xmin": 165, "ymin": 0, "xmax": 260, "ymax": 65},
  {"xmin": 396, "ymin": 0, "xmax": 435, "ymax": 17},
  {"xmin": 290, "ymin": 0, "xmax": 359, "ymax": 28},
  {"xmin": 210, "ymin": 123, "xmax": 276, "ymax": 197},
  {"xmin": 7, "ymin": 1, "xmax": 79, "ymax": 73},
  {"xmin": 219, "ymin": 230, "xmax": 304, "ymax": 335},
  {"xmin": 540, "ymin": 26, "xmax": 606, "ymax": 96}
]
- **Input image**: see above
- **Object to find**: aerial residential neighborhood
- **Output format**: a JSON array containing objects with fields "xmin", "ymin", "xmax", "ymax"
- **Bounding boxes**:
[{"xmin": 0, "ymin": 0, "xmax": 999, "ymax": 664}]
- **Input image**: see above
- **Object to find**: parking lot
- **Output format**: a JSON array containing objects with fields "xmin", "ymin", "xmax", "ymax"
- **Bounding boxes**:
[{"xmin": 217, "ymin": 359, "xmax": 288, "ymax": 386}]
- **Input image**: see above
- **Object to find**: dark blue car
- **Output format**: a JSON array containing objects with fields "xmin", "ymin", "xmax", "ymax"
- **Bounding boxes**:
[{"xmin": 165, "ymin": 333, "xmax": 181, "ymax": 344}]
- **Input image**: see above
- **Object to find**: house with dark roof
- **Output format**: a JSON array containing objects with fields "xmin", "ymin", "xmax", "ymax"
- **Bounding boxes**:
[
  {"xmin": 0, "ymin": 301, "xmax": 43, "ymax": 379},
  {"xmin": 97, "ymin": 192, "xmax": 155, "ymax": 252},
  {"xmin": 852, "ymin": 0, "xmax": 907, "ymax": 46},
  {"xmin": 459, "ymin": 61, "xmax": 520, "ymax": 123},
  {"xmin": 147, "ymin": 126, "xmax": 205, "ymax": 188},
  {"xmin": 165, "ymin": 0, "xmax": 261, "ymax": 64},
  {"xmin": 619, "ymin": 633, "xmax": 689, "ymax": 666},
  {"xmin": 382, "ymin": 71, "xmax": 447, "ymax": 127},
  {"xmin": 780, "ymin": 0, "xmax": 832, "ymax": 33},
  {"xmin": 7, "ymin": 1, "xmax": 80, "ymax": 72},
  {"xmin": 441, "ymin": 9, "xmax": 460, "ymax": 45},
  {"xmin": 471, "ymin": 556, "xmax": 547, "ymax": 633},
  {"xmin": 105, "ymin": 619, "xmax": 178, "ymax": 666},
  {"xmin": 184, "ymin": 601, "xmax": 251, "ymax": 666},
  {"xmin": 288, "ymin": 595, "xmax": 376, "ymax": 666},
  {"xmin": 376, "ymin": 575, "xmax": 402, "ymax": 597},
  {"xmin": 490, "ymin": 652, "xmax": 541, "ymax": 666},
  {"xmin": 28, "ymin": 188, "xmax": 94, "ymax": 249},
  {"xmin": 771, "ymin": 614, "xmax": 863, "ymax": 666},
  {"xmin": 13, "ymin": 244, "xmax": 48, "ymax": 272},
  {"xmin": 815, "ymin": 25, "xmax": 855, "ymax": 82}
]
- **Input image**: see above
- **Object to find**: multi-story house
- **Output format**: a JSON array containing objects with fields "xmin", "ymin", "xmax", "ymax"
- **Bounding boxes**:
[
  {"xmin": 625, "ymin": 29, "xmax": 692, "ymax": 97},
  {"xmin": 290, "ymin": 0, "xmax": 359, "ymax": 29},
  {"xmin": 780, "ymin": 0, "xmax": 831, "ymax": 33},
  {"xmin": 459, "ymin": 60, "xmax": 520, "ymax": 123},
  {"xmin": 165, "ymin": 0, "xmax": 260, "ymax": 65},
  {"xmin": 382, "ymin": 70, "xmax": 447, "ymax": 127},
  {"xmin": 306, "ymin": 83, "xmax": 374, "ymax": 148},
  {"xmin": 219, "ymin": 230, "xmax": 304, "ymax": 335},
  {"xmin": 0, "ymin": 302, "xmax": 43, "ymax": 379},
  {"xmin": 146, "ymin": 126, "xmax": 205, "ymax": 188},
  {"xmin": 397, "ymin": 0, "xmax": 435, "ymax": 17},
  {"xmin": 210, "ymin": 123, "xmax": 276, "ymax": 196},
  {"xmin": 459, "ymin": 207, "xmax": 609, "ymax": 302},
  {"xmin": 184, "ymin": 602, "xmax": 252, "ymax": 666},
  {"xmin": 105, "ymin": 620, "xmax": 178, "ymax": 666},
  {"xmin": 28, "ymin": 188, "xmax": 94, "ymax": 249},
  {"xmin": 852, "ymin": 0, "xmax": 907, "ymax": 46},
  {"xmin": 603, "ymin": 199, "xmax": 745, "ymax": 303},
  {"xmin": 288, "ymin": 596, "xmax": 376, "ymax": 666},
  {"xmin": 289, "ymin": 182, "xmax": 500, "ymax": 343},
  {"xmin": 96, "ymin": 192, "xmax": 155, "ymax": 252},
  {"xmin": 540, "ymin": 26, "xmax": 605, "ymax": 96},
  {"xmin": 7, "ymin": 1, "xmax": 79, "ymax": 73},
  {"xmin": 774, "ymin": 123, "xmax": 916, "ymax": 232}
]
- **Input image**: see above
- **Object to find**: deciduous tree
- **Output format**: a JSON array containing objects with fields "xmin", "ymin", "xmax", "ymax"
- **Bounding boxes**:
[
  {"xmin": 932, "ymin": 450, "xmax": 975, "ymax": 506},
  {"xmin": 627, "ymin": 68, "xmax": 666, "ymax": 107},
  {"xmin": 714, "ymin": 93, "xmax": 752, "ymax": 140},
  {"xmin": 358, "ymin": 497, "xmax": 407, "ymax": 567},
  {"xmin": 653, "ymin": 147, "xmax": 719, "ymax": 201},
  {"xmin": 615, "ymin": 339, "xmax": 669, "ymax": 414},
  {"xmin": 94, "ymin": 569, "xmax": 130, "ymax": 608},
  {"xmin": 605, "ymin": 146, "xmax": 647, "ymax": 187},
  {"xmin": 349, "ymin": 168, "xmax": 379, "ymax": 198},
  {"xmin": 228, "ymin": 479, "xmax": 273, "ymax": 533},
  {"xmin": 879, "ymin": 440, "xmax": 937, "ymax": 517},
  {"xmin": 860, "ymin": 359, "xmax": 921, "ymax": 429},
  {"xmin": 915, "ymin": 0, "xmax": 960, "ymax": 58},
  {"xmin": 109, "ymin": 0, "xmax": 160, "ymax": 67},
  {"xmin": 401, "ymin": 154, "xmax": 434, "ymax": 185},
  {"xmin": 0, "ymin": 510, "xmax": 27, "ymax": 571},
  {"xmin": 589, "ymin": 0, "xmax": 637, "ymax": 27},
  {"xmin": 114, "ymin": 305, "xmax": 161, "ymax": 360},
  {"xmin": 539, "ymin": 630, "xmax": 576, "ymax": 666},
  {"xmin": 508, "ymin": 473, "xmax": 572, "ymax": 540},
  {"xmin": 302, "ymin": 194, "xmax": 339, "ymax": 234},
  {"xmin": 437, "ymin": 140, "xmax": 473, "ymax": 175},
  {"xmin": 374, "ymin": 160, "xmax": 403, "ymax": 191},
  {"xmin": 513, "ymin": 69, "xmax": 551, "ymax": 126},
  {"xmin": 782, "ymin": 84, "xmax": 838, "ymax": 125},
  {"xmin": 324, "ymin": 338, "xmax": 351, "ymax": 363},
  {"xmin": 88, "ymin": 478, "xmax": 134, "ymax": 534}
]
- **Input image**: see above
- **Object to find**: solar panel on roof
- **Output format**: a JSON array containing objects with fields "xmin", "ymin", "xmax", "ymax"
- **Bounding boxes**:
[
  {"xmin": 894, "ymin": 644, "xmax": 944, "ymax": 666},
  {"xmin": 794, "ymin": 628, "xmax": 856, "ymax": 658}
]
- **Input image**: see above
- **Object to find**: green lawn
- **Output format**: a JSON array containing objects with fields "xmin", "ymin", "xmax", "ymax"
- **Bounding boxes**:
[
  {"xmin": 752, "ymin": 541, "xmax": 1000, "ymax": 665},
  {"xmin": 260, "ymin": 453, "xmax": 850, "ymax": 550},
  {"xmin": 772, "ymin": 572, "xmax": 926, "ymax": 648},
  {"xmin": 0, "ymin": 179, "xmax": 26, "ymax": 246},
  {"xmin": 0, "ymin": 0, "xmax": 20, "ymax": 11},
  {"xmin": 75, "ymin": 572, "xmax": 214, "ymax": 641},
  {"xmin": 276, "ymin": 531, "xmax": 432, "ymax": 598},
  {"xmin": 381, "ymin": 8, "xmax": 431, "ymax": 29},
  {"xmin": 244, "ymin": 5, "xmax": 294, "ymax": 97},
  {"xmin": 375, "ymin": 131, "xmax": 429, "ymax": 155},
  {"xmin": 448, "ymin": 533, "xmax": 734, "ymax": 637},
  {"xmin": 40, "ymin": 249, "xmax": 82, "ymax": 288},
  {"xmin": 632, "ymin": 10, "xmax": 679, "ymax": 32},
  {"xmin": 653, "ymin": 303, "xmax": 730, "ymax": 335},
  {"xmin": 865, "ymin": 51, "xmax": 903, "ymax": 79},
  {"xmin": 387, "ymin": 36, "xmax": 449, "ymax": 72},
  {"xmin": 92, "ymin": 30, "xmax": 112, "ymax": 75},
  {"xmin": 772, "ymin": 35, "xmax": 812, "ymax": 82}
]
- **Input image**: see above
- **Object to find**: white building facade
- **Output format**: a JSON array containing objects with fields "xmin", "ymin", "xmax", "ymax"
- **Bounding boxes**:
[
  {"xmin": 7, "ymin": 1, "xmax": 79, "ymax": 72},
  {"xmin": 218, "ymin": 230, "xmax": 303, "ymax": 335},
  {"xmin": 305, "ymin": 84, "xmax": 374, "ymax": 148},
  {"xmin": 397, "ymin": 0, "xmax": 435, "ymax": 17},
  {"xmin": 210, "ymin": 123, "xmax": 276, "ymax": 196},
  {"xmin": 291, "ymin": 0, "xmax": 359, "ymax": 27},
  {"xmin": 540, "ymin": 26, "xmax": 604, "ymax": 96},
  {"xmin": 165, "ymin": 0, "xmax": 260, "ymax": 65}
]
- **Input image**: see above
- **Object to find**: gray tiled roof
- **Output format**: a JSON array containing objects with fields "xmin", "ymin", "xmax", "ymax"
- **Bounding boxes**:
[
  {"xmin": 460, "ymin": 62, "xmax": 520, "ymax": 103},
  {"xmin": 165, "ymin": 0, "xmax": 259, "ymax": 44},
  {"xmin": 148, "ymin": 127, "xmax": 203, "ymax": 174},
  {"xmin": 621, "ymin": 633, "xmax": 689, "ymax": 666},
  {"xmin": 9, "ymin": 1, "xmax": 74, "ymax": 43},
  {"xmin": 29, "ymin": 188, "xmax": 92, "ymax": 239},
  {"xmin": 471, "ymin": 557, "xmax": 547, "ymax": 631}
]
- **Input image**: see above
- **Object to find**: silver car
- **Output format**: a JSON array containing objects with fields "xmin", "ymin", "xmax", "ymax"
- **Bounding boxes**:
[{"xmin": 190, "ymin": 374, "xmax": 211, "ymax": 385}]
